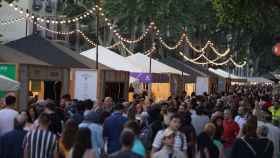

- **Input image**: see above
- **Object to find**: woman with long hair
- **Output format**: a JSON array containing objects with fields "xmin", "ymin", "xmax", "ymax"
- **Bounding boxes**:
[
  {"xmin": 59, "ymin": 119, "xmax": 78, "ymax": 158},
  {"xmin": 68, "ymin": 128, "xmax": 96, "ymax": 158}
]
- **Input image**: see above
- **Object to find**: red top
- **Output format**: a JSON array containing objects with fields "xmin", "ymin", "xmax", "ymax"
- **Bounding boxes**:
[
  {"xmin": 222, "ymin": 119, "xmax": 240, "ymax": 148},
  {"xmin": 263, "ymin": 100, "xmax": 272, "ymax": 110}
]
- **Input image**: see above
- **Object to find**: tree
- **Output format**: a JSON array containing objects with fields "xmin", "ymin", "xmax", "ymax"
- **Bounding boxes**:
[
  {"xmin": 58, "ymin": 0, "xmax": 227, "ymax": 57},
  {"xmin": 212, "ymin": 0, "xmax": 280, "ymax": 75}
]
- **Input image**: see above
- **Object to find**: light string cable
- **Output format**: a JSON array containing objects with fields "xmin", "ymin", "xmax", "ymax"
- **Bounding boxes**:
[
  {"xmin": 8, "ymin": 3, "xmax": 96, "ymax": 24},
  {"xmin": 96, "ymin": 5, "xmax": 155, "ymax": 44},
  {"xmin": 179, "ymin": 51, "xmax": 247, "ymax": 67}
]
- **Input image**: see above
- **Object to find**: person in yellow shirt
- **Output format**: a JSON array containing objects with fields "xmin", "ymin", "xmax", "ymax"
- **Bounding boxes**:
[{"xmin": 268, "ymin": 101, "xmax": 280, "ymax": 126}]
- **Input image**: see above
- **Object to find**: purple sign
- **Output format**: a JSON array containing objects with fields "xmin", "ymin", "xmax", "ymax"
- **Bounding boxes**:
[{"xmin": 130, "ymin": 72, "xmax": 152, "ymax": 83}]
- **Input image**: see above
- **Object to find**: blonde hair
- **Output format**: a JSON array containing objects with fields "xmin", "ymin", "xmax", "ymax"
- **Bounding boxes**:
[{"xmin": 203, "ymin": 123, "xmax": 216, "ymax": 137}]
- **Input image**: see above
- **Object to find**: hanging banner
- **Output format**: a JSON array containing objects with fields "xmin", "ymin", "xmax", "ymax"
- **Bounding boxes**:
[
  {"xmin": 196, "ymin": 77, "xmax": 209, "ymax": 95},
  {"xmin": 74, "ymin": 70, "xmax": 97, "ymax": 101},
  {"xmin": 0, "ymin": 64, "xmax": 16, "ymax": 97}
]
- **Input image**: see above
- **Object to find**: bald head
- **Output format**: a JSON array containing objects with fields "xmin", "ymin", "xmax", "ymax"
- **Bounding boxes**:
[{"xmin": 14, "ymin": 114, "xmax": 26, "ymax": 130}]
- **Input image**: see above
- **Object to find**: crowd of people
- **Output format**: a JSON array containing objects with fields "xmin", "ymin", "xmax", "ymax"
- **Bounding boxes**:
[{"xmin": 0, "ymin": 85, "xmax": 279, "ymax": 158}]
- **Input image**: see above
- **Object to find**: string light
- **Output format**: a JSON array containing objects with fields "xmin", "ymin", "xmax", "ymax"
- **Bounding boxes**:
[
  {"xmin": 120, "ymin": 42, "xmax": 134, "ymax": 55},
  {"xmin": 159, "ymin": 33, "xmax": 186, "ymax": 50},
  {"xmin": 145, "ymin": 43, "xmax": 157, "ymax": 56},
  {"xmin": 36, "ymin": 23, "xmax": 76, "ymax": 35},
  {"xmin": 8, "ymin": 3, "xmax": 95, "ymax": 24},
  {"xmin": 5, "ymin": 3, "xmax": 243, "ymax": 66},
  {"xmin": 77, "ymin": 30, "xmax": 97, "ymax": 47},
  {"xmin": 97, "ymin": 5, "xmax": 154, "ymax": 44},
  {"xmin": 179, "ymin": 52, "xmax": 246, "ymax": 67}
]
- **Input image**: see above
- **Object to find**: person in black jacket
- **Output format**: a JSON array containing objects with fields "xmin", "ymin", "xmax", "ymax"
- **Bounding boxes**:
[
  {"xmin": 197, "ymin": 123, "xmax": 219, "ymax": 158},
  {"xmin": 231, "ymin": 116, "xmax": 274, "ymax": 158}
]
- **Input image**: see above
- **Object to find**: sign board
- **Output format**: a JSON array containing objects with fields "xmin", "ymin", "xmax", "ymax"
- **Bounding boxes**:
[
  {"xmin": 218, "ymin": 79, "xmax": 225, "ymax": 92},
  {"xmin": 74, "ymin": 70, "xmax": 97, "ymax": 101},
  {"xmin": 196, "ymin": 77, "xmax": 209, "ymax": 95},
  {"xmin": 0, "ymin": 64, "xmax": 16, "ymax": 97}
]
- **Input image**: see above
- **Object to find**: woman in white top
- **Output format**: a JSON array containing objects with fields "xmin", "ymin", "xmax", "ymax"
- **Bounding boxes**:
[{"xmin": 68, "ymin": 127, "xmax": 96, "ymax": 158}]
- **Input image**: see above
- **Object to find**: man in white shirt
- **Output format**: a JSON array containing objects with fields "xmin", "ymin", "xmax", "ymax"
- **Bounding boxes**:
[
  {"xmin": 258, "ymin": 111, "xmax": 280, "ymax": 158},
  {"xmin": 0, "ymin": 95, "xmax": 19, "ymax": 136},
  {"xmin": 234, "ymin": 106, "xmax": 247, "ymax": 129},
  {"xmin": 191, "ymin": 106, "xmax": 209, "ymax": 136}
]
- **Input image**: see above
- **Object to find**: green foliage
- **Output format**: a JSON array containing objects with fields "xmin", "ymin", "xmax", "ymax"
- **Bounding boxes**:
[{"xmin": 212, "ymin": 0, "xmax": 280, "ymax": 74}]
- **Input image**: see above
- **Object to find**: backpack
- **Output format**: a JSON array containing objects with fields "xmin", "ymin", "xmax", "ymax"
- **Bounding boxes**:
[
  {"xmin": 140, "ymin": 120, "xmax": 163, "ymax": 150},
  {"xmin": 240, "ymin": 137, "xmax": 272, "ymax": 158}
]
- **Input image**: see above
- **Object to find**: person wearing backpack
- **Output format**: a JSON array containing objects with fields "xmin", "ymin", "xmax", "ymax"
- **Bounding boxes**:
[
  {"xmin": 231, "ymin": 116, "xmax": 274, "ymax": 158},
  {"xmin": 151, "ymin": 114, "xmax": 187, "ymax": 156}
]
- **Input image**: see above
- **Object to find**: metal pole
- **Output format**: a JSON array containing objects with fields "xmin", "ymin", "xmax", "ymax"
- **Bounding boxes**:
[
  {"xmin": 25, "ymin": 9, "xmax": 28, "ymax": 37},
  {"xmin": 96, "ymin": 0, "xmax": 100, "ymax": 70}
]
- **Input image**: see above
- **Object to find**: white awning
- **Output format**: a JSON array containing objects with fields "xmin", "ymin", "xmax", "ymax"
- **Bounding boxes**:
[
  {"xmin": 126, "ymin": 53, "xmax": 189, "ymax": 75},
  {"xmin": 81, "ymin": 46, "xmax": 141, "ymax": 72},
  {"xmin": 208, "ymin": 68, "xmax": 244, "ymax": 79},
  {"xmin": 0, "ymin": 75, "xmax": 20, "ymax": 91}
]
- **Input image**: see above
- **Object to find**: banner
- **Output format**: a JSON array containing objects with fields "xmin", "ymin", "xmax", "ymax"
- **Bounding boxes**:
[
  {"xmin": 0, "ymin": 64, "xmax": 16, "ymax": 97},
  {"xmin": 196, "ymin": 77, "xmax": 209, "ymax": 95},
  {"xmin": 74, "ymin": 70, "xmax": 97, "ymax": 101}
]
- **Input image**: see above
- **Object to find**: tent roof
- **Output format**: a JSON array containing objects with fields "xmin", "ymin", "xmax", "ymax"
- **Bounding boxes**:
[
  {"xmin": 5, "ymin": 35, "xmax": 95, "ymax": 68},
  {"xmin": 81, "ymin": 46, "xmax": 141, "ymax": 72},
  {"xmin": 0, "ymin": 45, "xmax": 49, "ymax": 65},
  {"xmin": 161, "ymin": 57, "xmax": 219, "ymax": 78},
  {"xmin": 208, "ymin": 68, "xmax": 245, "ymax": 80},
  {"xmin": 0, "ymin": 74, "xmax": 20, "ymax": 91},
  {"xmin": 247, "ymin": 77, "xmax": 274, "ymax": 84},
  {"xmin": 126, "ymin": 53, "xmax": 189, "ymax": 75}
]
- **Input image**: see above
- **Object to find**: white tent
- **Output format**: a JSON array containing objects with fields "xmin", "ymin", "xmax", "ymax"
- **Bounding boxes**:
[
  {"xmin": 247, "ymin": 77, "xmax": 274, "ymax": 84},
  {"xmin": 126, "ymin": 53, "xmax": 188, "ymax": 75},
  {"xmin": 0, "ymin": 75, "xmax": 20, "ymax": 91},
  {"xmin": 81, "ymin": 46, "xmax": 141, "ymax": 72},
  {"xmin": 208, "ymin": 68, "xmax": 244, "ymax": 79}
]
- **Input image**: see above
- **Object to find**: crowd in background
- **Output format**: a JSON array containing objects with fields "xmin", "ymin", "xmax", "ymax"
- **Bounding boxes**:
[{"xmin": 0, "ymin": 85, "xmax": 279, "ymax": 158}]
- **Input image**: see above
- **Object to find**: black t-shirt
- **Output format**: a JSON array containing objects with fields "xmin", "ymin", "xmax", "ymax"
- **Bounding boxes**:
[
  {"xmin": 231, "ymin": 137, "xmax": 274, "ymax": 158},
  {"xmin": 109, "ymin": 150, "xmax": 143, "ymax": 158},
  {"xmin": 47, "ymin": 113, "xmax": 62, "ymax": 135},
  {"xmin": 197, "ymin": 132, "xmax": 219, "ymax": 158}
]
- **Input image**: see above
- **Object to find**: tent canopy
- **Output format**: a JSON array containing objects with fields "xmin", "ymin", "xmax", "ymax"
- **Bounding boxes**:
[
  {"xmin": 247, "ymin": 77, "xmax": 274, "ymax": 84},
  {"xmin": 0, "ymin": 75, "xmax": 20, "ymax": 91},
  {"xmin": 5, "ymin": 35, "xmax": 97, "ymax": 68},
  {"xmin": 208, "ymin": 68, "xmax": 245, "ymax": 79},
  {"xmin": 81, "ymin": 46, "xmax": 141, "ymax": 72},
  {"xmin": 126, "ymin": 53, "xmax": 189, "ymax": 75}
]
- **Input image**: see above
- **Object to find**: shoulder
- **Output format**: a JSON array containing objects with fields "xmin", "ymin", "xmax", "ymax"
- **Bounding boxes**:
[
  {"xmin": 152, "ymin": 150, "xmax": 165, "ymax": 158},
  {"xmin": 84, "ymin": 149, "xmax": 96, "ymax": 158},
  {"xmin": 175, "ymin": 150, "xmax": 186, "ymax": 158}
]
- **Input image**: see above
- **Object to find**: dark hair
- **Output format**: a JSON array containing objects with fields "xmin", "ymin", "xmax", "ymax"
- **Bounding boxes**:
[
  {"xmin": 120, "ymin": 129, "xmax": 135, "ymax": 147},
  {"xmin": 114, "ymin": 103, "xmax": 124, "ymax": 111},
  {"xmin": 5, "ymin": 95, "xmax": 16, "ymax": 106},
  {"xmin": 61, "ymin": 119, "xmax": 78, "ymax": 150},
  {"xmin": 76, "ymin": 101, "xmax": 85, "ymax": 112},
  {"xmin": 72, "ymin": 128, "xmax": 92, "ymax": 158},
  {"xmin": 45, "ymin": 102, "xmax": 57, "ymax": 111},
  {"xmin": 14, "ymin": 116, "xmax": 26, "ymax": 130},
  {"xmin": 38, "ymin": 113, "xmax": 51, "ymax": 126},
  {"xmin": 26, "ymin": 106, "xmax": 38, "ymax": 123},
  {"xmin": 243, "ymin": 115, "xmax": 257, "ymax": 137},
  {"xmin": 170, "ymin": 114, "xmax": 181, "ymax": 122},
  {"xmin": 83, "ymin": 99, "xmax": 93, "ymax": 110},
  {"xmin": 125, "ymin": 121, "xmax": 141, "ymax": 135}
]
